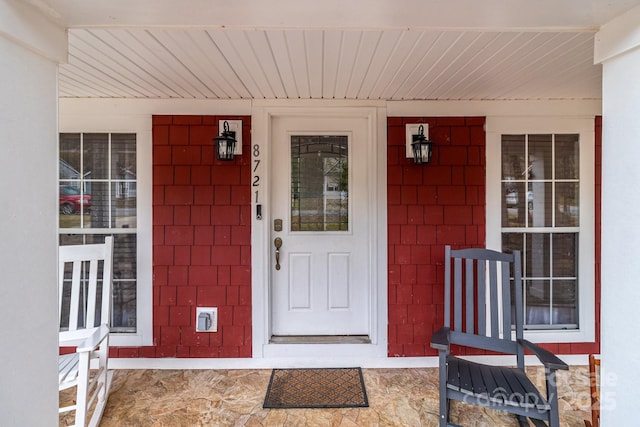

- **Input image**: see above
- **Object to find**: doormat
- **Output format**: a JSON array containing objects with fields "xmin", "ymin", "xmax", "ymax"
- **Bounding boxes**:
[{"xmin": 263, "ymin": 367, "xmax": 369, "ymax": 409}]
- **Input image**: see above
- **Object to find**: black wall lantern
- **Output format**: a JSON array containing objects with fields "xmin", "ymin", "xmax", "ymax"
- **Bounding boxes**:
[
  {"xmin": 411, "ymin": 124, "xmax": 433, "ymax": 164},
  {"xmin": 214, "ymin": 120, "xmax": 237, "ymax": 161}
]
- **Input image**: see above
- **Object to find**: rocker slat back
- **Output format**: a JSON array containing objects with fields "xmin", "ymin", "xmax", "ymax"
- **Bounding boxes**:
[
  {"xmin": 444, "ymin": 246, "xmax": 523, "ymax": 345},
  {"xmin": 58, "ymin": 237, "xmax": 114, "ymax": 332}
]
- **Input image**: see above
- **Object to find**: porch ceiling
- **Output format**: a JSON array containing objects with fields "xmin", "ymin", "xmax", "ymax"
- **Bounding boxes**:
[{"xmin": 32, "ymin": 0, "xmax": 640, "ymax": 100}]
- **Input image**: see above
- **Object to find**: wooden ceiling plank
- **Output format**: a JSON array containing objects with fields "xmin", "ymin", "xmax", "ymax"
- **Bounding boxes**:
[
  {"xmin": 64, "ymin": 50, "xmax": 145, "ymax": 97},
  {"xmin": 368, "ymin": 30, "xmax": 423, "ymax": 100},
  {"xmin": 345, "ymin": 31, "xmax": 383, "ymax": 99},
  {"xmin": 493, "ymin": 32, "xmax": 591, "ymax": 99},
  {"xmin": 417, "ymin": 31, "xmax": 492, "ymax": 99},
  {"xmin": 219, "ymin": 29, "xmax": 275, "ymax": 98},
  {"xmin": 145, "ymin": 29, "xmax": 220, "ymax": 98},
  {"xmin": 59, "ymin": 61, "xmax": 133, "ymax": 97},
  {"xmin": 58, "ymin": 73, "xmax": 113, "ymax": 98},
  {"xmin": 149, "ymin": 30, "xmax": 227, "ymax": 98},
  {"xmin": 264, "ymin": 30, "xmax": 300, "ymax": 99},
  {"xmin": 322, "ymin": 30, "xmax": 342, "ymax": 99},
  {"xmin": 401, "ymin": 31, "xmax": 465, "ymax": 99},
  {"xmin": 122, "ymin": 29, "xmax": 206, "ymax": 98},
  {"xmin": 445, "ymin": 32, "xmax": 531, "ymax": 100},
  {"xmin": 332, "ymin": 31, "xmax": 365, "ymax": 99},
  {"xmin": 80, "ymin": 29, "xmax": 178, "ymax": 98},
  {"xmin": 428, "ymin": 32, "xmax": 503, "ymax": 100},
  {"xmin": 100, "ymin": 28, "xmax": 187, "ymax": 98},
  {"xmin": 189, "ymin": 30, "xmax": 251, "ymax": 99},
  {"xmin": 390, "ymin": 31, "xmax": 447, "ymax": 100},
  {"xmin": 305, "ymin": 30, "xmax": 324, "ymax": 99},
  {"xmin": 245, "ymin": 30, "xmax": 288, "ymax": 99},
  {"xmin": 386, "ymin": 31, "xmax": 442, "ymax": 100},
  {"xmin": 285, "ymin": 30, "xmax": 311, "ymax": 98},
  {"xmin": 507, "ymin": 34, "xmax": 600, "ymax": 99},
  {"xmin": 68, "ymin": 30, "xmax": 157, "ymax": 97},
  {"xmin": 461, "ymin": 32, "xmax": 557, "ymax": 99},
  {"xmin": 355, "ymin": 30, "xmax": 403, "ymax": 99}
]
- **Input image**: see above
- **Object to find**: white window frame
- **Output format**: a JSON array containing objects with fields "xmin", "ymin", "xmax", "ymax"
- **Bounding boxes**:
[
  {"xmin": 59, "ymin": 121, "xmax": 152, "ymax": 347},
  {"xmin": 486, "ymin": 116, "xmax": 595, "ymax": 343}
]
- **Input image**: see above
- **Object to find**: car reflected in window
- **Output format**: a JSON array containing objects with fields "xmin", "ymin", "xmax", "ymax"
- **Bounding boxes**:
[{"xmin": 59, "ymin": 186, "xmax": 91, "ymax": 214}]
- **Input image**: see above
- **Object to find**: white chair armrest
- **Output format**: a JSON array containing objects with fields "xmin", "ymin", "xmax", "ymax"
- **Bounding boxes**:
[
  {"xmin": 76, "ymin": 325, "xmax": 110, "ymax": 352},
  {"xmin": 60, "ymin": 326, "xmax": 110, "ymax": 352}
]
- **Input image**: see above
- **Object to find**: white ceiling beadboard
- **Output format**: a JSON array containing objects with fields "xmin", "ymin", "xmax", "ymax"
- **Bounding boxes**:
[
  {"xmin": 58, "ymin": 28, "xmax": 603, "ymax": 100},
  {"xmin": 26, "ymin": 0, "xmax": 640, "ymax": 100}
]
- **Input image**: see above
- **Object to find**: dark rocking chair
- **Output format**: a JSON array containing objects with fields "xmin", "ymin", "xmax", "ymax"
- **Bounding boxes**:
[{"xmin": 430, "ymin": 246, "xmax": 569, "ymax": 427}]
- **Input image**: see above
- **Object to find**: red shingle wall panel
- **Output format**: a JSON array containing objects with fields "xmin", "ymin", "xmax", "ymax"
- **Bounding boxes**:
[
  {"xmin": 387, "ymin": 117, "xmax": 487, "ymax": 357},
  {"xmin": 387, "ymin": 116, "xmax": 602, "ymax": 357},
  {"xmin": 116, "ymin": 115, "xmax": 252, "ymax": 359}
]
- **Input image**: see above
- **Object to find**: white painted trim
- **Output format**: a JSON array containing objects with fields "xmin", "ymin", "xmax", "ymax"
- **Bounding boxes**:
[
  {"xmin": 59, "ymin": 98, "xmax": 251, "ymax": 118},
  {"xmin": 0, "ymin": 0, "xmax": 67, "ymax": 63},
  {"xmin": 594, "ymin": 4, "xmax": 640, "ymax": 64},
  {"xmin": 387, "ymin": 99, "xmax": 602, "ymax": 117},
  {"xmin": 250, "ymin": 101, "xmax": 388, "ymax": 359},
  {"xmin": 109, "ymin": 354, "xmax": 588, "ymax": 370},
  {"xmin": 486, "ymin": 115, "xmax": 596, "ymax": 344}
]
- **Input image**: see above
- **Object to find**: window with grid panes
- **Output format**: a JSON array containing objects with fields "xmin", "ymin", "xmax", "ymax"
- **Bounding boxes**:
[
  {"xmin": 501, "ymin": 134, "xmax": 579, "ymax": 330},
  {"xmin": 59, "ymin": 133, "xmax": 137, "ymax": 333}
]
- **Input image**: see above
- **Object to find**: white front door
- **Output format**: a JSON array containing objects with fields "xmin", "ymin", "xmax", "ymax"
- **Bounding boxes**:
[{"xmin": 270, "ymin": 115, "xmax": 370, "ymax": 336}]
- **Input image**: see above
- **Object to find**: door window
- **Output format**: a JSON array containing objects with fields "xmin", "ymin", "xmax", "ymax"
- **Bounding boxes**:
[{"xmin": 290, "ymin": 135, "xmax": 348, "ymax": 231}]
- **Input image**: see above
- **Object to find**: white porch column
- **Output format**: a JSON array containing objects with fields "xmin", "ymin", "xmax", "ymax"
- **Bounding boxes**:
[
  {"xmin": 595, "ymin": 5, "xmax": 640, "ymax": 426},
  {"xmin": 0, "ymin": 1, "xmax": 66, "ymax": 425}
]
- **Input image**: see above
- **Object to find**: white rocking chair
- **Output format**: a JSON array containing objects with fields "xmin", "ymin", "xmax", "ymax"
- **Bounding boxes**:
[{"xmin": 59, "ymin": 236, "xmax": 114, "ymax": 427}]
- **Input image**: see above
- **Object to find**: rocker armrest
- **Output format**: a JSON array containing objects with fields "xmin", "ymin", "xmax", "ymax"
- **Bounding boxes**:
[
  {"xmin": 430, "ymin": 327, "xmax": 450, "ymax": 351},
  {"xmin": 519, "ymin": 339, "xmax": 569, "ymax": 371},
  {"xmin": 75, "ymin": 325, "xmax": 110, "ymax": 353}
]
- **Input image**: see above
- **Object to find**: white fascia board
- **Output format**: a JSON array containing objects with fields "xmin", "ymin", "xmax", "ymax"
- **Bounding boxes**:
[
  {"xmin": 594, "ymin": 4, "xmax": 640, "ymax": 64},
  {"xmin": 0, "ymin": 0, "xmax": 67, "ymax": 63},
  {"xmin": 59, "ymin": 98, "xmax": 251, "ymax": 123},
  {"xmin": 387, "ymin": 100, "xmax": 602, "ymax": 118}
]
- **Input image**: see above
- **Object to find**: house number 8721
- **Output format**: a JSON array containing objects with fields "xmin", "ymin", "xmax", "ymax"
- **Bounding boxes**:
[{"xmin": 253, "ymin": 144, "xmax": 260, "ymax": 204}]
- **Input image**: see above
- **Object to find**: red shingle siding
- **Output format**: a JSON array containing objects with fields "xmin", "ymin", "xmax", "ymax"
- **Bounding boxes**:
[
  {"xmin": 387, "ymin": 117, "xmax": 602, "ymax": 357},
  {"xmin": 387, "ymin": 117, "xmax": 486, "ymax": 356},
  {"xmin": 125, "ymin": 115, "xmax": 252, "ymax": 358}
]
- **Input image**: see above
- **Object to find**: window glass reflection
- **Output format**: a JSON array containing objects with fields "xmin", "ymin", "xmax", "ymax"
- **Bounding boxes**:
[
  {"xmin": 60, "ymin": 133, "xmax": 81, "ymax": 178},
  {"xmin": 527, "ymin": 182, "xmax": 552, "ymax": 227},
  {"xmin": 502, "ymin": 182, "xmax": 525, "ymax": 227},
  {"xmin": 112, "ymin": 183, "xmax": 137, "ymax": 228},
  {"xmin": 526, "ymin": 233, "xmax": 550, "ymax": 277},
  {"xmin": 555, "ymin": 134, "xmax": 579, "ymax": 179},
  {"xmin": 291, "ymin": 135, "xmax": 348, "ymax": 231},
  {"xmin": 58, "ymin": 133, "xmax": 138, "ymax": 333},
  {"xmin": 525, "ymin": 279, "xmax": 550, "ymax": 325},
  {"xmin": 501, "ymin": 135, "xmax": 526, "ymax": 179},
  {"xmin": 84, "ymin": 182, "xmax": 109, "ymax": 228},
  {"xmin": 553, "ymin": 280, "xmax": 577, "ymax": 325},
  {"xmin": 556, "ymin": 182, "xmax": 579, "ymax": 227},
  {"xmin": 83, "ymin": 133, "xmax": 109, "ymax": 179},
  {"xmin": 111, "ymin": 133, "xmax": 137, "ymax": 177},
  {"xmin": 528, "ymin": 134, "xmax": 552, "ymax": 179},
  {"xmin": 553, "ymin": 233, "xmax": 577, "ymax": 277}
]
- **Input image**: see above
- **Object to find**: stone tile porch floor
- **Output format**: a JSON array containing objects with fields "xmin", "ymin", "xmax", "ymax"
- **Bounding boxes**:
[{"xmin": 61, "ymin": 366, "xmax": 594, "ymax": 426}]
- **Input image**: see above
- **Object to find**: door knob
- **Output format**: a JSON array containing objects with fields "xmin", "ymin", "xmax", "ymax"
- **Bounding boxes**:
[{"xmin": 274, "ymin": 237, "xmax": 283, "ymax": 271}]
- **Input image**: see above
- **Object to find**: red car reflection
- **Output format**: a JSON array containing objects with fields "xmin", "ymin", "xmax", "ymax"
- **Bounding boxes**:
[{"xmin": 59, "ymin": 186, "xmax": 91, "ymax": 214}]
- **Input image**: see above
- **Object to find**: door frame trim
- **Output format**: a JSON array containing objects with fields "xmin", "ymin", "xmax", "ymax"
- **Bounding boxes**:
[{"xmin": 251, "ymin": 101, "xmax": 388, "ymax": 359}]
